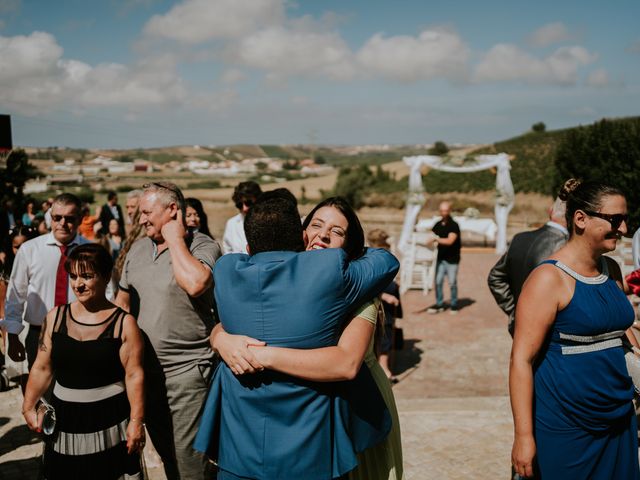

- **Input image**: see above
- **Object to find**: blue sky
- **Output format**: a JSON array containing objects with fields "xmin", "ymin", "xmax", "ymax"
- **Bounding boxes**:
[{"xmin": 1, "ymin": 0, "xmax": 638, "ymax": 148}]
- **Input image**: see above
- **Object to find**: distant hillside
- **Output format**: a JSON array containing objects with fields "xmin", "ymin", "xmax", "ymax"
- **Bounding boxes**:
[{"xmin": 424, "ymin": 116, "xmax": 640, "ymax": 195}]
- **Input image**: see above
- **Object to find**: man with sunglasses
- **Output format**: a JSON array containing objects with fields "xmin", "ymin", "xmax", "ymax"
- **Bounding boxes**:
[
  {"xmin": 116, "ymin": 181, "xmax": 221, "ymax": 480},
  {"xmin": 222, "ymin": 181, "xmax": 262, "ymax": 254},
  {"xmin": 1, "ymin": 193, "xmax": 89, "ymax": 372}
]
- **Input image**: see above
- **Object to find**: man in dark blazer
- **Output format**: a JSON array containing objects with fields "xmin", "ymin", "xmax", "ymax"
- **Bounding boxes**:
[
  {"xmin": 194, "ymin": 190, "xmax": 399, "ymax": 480},
  {"xmin": 98, "ymin": 190, "xmax": 125, "ymax": 236},
  {"xmin": 488, "ymin": 197, "xmax": 568, "ymax": 337}
]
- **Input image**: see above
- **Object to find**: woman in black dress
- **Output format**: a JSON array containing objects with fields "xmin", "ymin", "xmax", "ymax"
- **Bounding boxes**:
[{"xmin": 23, "ymin": 243, "xmax": 145, "ymax": 479}]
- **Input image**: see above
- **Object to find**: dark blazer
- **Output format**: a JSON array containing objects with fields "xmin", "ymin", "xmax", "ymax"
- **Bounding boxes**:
[
  {"xmin": 487, "ymin": 223, "xmax": 568, "ymax": 336},
  {"xmin": 195, "ymin": 247, "xmax": 399, "ymax": 480},
  {"xmin": 98, "ymin": 203, "xmax": 125, "ymax": 236}
]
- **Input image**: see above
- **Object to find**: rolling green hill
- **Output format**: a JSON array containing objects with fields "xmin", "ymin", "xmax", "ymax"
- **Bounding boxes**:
[{"xmin": 423, "ymin": 116, "xmax": 640, "ymax": 196}]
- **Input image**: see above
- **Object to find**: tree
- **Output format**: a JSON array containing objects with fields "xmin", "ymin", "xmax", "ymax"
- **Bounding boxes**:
[
  {"xmin": 554, "ymin": 117, "xmax": 640, "ymax": 230},
  {"xmin": 332, "ymin": 165, "xmax": 376, "ymax": 209},
  {"xmin": 532, "ymin": 122, "xmax": 546, "ymax": 133},
  {"xmin": 0, "ymin": 149, "xmax": 40, "ymax": 205},
  {"xmin": 428, "ymin": 141, "xmax": 449, "ymax": 156}
]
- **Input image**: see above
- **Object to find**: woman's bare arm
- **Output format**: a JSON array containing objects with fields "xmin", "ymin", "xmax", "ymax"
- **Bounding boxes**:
[
  {"xmin": 22, "ymin": 308, "xmax": 56, "ymax": 431},
  {"xmin": 249, "ymin": 311, "xmax": 375, "ymax": 382},
  {"xmin": 120, "ymin": 313, "xmax": 145, "ymax": 454},
  {"xmin": 510, "ymin": 265, "xmax": 566, "ymax": 478}
]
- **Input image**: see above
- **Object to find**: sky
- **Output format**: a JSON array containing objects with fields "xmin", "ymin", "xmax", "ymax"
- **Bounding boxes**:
[{"xmin": 0, "ymin": 0, "xmax": 639, "ymax": 149}]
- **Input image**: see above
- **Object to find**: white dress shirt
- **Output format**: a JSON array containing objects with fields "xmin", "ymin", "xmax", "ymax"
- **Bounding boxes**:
[
  {"xmin": 633, "ymin": 228, "xmax": 640, "ymax": 270},
  {"xmin": 1, "ymin": 232, "xmax": 89, "ymax": 334},
  {"xmin": 222, "ymin": 213, "xmax": 247, "ymax": 254}
]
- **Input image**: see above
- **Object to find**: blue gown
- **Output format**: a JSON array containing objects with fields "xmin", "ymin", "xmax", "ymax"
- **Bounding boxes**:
[{"xmin": 533, "ymin": 259, "xmax": 639, "ymax": 479}]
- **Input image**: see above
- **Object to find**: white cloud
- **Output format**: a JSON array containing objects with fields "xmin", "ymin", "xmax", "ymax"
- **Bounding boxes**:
[
  {"xmin": 75, "ymin": 60, "xmax": 187, "ymax": 108},
  {"xmin": 187, "ymin": 89, "xmax": 238, "ymax": 112},
  {"xmin": 586, "ymin": 68, "xmax": 609, "ymax": 87},
  {"xmin": 219, "ymin": 68, "xmax": 246, "ymax": 84},
  {"xmin": 527, "ymin": 22, "xmax": 573, "ymax": 48},
  {"xmin": 474, "ymin": 44, "xmax": 596, "ymax": 85},
  {"xmin": 290, "ymin": 95, "xmax": 309, "ymax": 106},
  {"xmin": 0, "ymin": 31, "xmax": 63, "ymax": 81},
  {"xmin": 143, "ymin": 0, "xmax": 284, "ymax": 44},
  {"xmin": 0, "ymin": 31, "xmax": 190, "ymax": 113},
  {"xmin": 229, "ymin": 26, "xmax": 355, "ymax": 81},
  {"xmin": 355, "ymin": 28, "xmax": 470, "ymax": 82}
]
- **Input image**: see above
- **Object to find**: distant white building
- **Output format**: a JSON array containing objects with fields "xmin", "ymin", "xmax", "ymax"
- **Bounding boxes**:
[
  {"xmin": 108, "ymin": 163, "xmax": 135, "ymax": 174},
  {"xmin": 24, "ymin": 178, "xmax": 49, "ymax": 194},
  {"xmin": 187, "ymin": 160, "xmax": 211, "ymax": 171}
]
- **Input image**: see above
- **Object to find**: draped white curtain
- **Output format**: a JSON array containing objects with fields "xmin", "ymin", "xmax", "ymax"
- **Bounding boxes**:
[{"xmin": 398, "ymin": 153, "xmax": 514, "ymax": 254}]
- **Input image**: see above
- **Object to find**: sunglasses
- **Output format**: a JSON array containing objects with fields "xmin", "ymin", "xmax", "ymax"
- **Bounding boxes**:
[
  {"xmin": 235, "ymin": 199, "xmax": 255, "ymax": 210},
  {"xmin": 143, "ymin": 182, "xmax": 185, "ymax": 202},
  {"xmin": 582, "ymin": 210, "xmax": 629, "ymax": 230},
  {"xmin": 51, "ymin": 214, "xmax": 78, "ymax": 224}
]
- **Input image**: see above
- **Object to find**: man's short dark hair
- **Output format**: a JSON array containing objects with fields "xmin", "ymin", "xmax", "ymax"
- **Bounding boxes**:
[
  {"xmin": 52, "ymin": 193, "xmax": 82, "ymax": 212},
  {"xmin": 232, "ymin": 181, "xmax": 262, "ymax": 205},
  {"xmin": 107, "ymin": 191, "xmax": 118, "ymax": 201},
  {"xmin": 244, "ymin": 189, "xmax": 304, "ymax": 254}
]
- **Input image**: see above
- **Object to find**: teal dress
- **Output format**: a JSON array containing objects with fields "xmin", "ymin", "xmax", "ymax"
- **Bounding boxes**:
[{"xmin": 533, "ymin": 259, "xmax": 639, "ymax": 479}]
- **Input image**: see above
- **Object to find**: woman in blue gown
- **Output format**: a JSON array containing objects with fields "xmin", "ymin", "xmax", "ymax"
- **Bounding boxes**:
[{"xmin": 510, "ymin": 179, "xmax": 640, "ymax": 479}]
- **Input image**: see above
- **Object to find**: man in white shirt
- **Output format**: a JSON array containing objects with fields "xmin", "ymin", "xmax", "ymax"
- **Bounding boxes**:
[
  {"xmin": 1, "ymin": 193, "xmax": 89, "ymax": 370},
  {"xmin": 222, "ymin": 181, "xmax": 262, "ymax": 254}
]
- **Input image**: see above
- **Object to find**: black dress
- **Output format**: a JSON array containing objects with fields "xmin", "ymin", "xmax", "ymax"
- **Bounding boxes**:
[{"xmin": 44, "ymin": 304, "xmax": 142, "ymax": 479}]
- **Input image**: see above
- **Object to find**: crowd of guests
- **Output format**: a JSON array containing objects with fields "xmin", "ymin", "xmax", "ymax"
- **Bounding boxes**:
[
  {"xmin": 2, "ymin": 175, "xmax": 639, "ymax": 479},
  {"xmin": 0, "ymin": 182, "xmax": 405, "ymax": 480}
]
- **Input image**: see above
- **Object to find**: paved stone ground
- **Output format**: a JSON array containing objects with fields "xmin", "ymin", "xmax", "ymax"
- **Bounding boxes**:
[{"xmin": 0, "ymin": 251, "xmax": 515, "ymax": 479}]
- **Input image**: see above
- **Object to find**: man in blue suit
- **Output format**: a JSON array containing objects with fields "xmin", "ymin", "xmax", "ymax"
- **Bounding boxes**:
[{"xmin": 195, "ymin": 191, "xmax": 400, "ymax": 479}]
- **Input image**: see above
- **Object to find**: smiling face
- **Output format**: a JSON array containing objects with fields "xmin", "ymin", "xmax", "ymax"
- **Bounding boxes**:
[
  {"xmin": 580, "ymin": 194, "xmax": 628, "ymax": 252},
  {"xmin": 304, "ymin": 206, "xmax": 349, "ymax": 251},
  {"xmin": 185, "ymin": 206, "xmax": 200, "ymax": 229},
  {"xmin": 50, "ymin": 202, "xmax": 81, "ymax": 245},
  {"xmin": 138, "ymin": 191, "xmax": 174, "ymax": 243}
]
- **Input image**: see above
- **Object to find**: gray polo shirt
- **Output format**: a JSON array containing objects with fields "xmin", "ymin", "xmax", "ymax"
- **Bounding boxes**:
[{"xmin": 120, "ymin": 232, "xmax": 221, "ymax": 376}]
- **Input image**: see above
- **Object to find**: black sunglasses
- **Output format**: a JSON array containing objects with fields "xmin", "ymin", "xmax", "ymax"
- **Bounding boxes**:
[
  {"xmin": 51, "ymin": 214, "xmax": 78, "ymax": 224},
  {"xmin": 582, "ymin": 209, "xmax": 628, "ymax": 230}
]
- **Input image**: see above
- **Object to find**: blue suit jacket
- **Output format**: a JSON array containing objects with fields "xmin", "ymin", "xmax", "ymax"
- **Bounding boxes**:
[{"xmin": 194, "ymin": 247, "xmax": 400, "ymax": 479}]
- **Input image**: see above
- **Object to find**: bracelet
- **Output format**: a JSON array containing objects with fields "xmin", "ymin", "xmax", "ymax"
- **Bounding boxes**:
[{"xmin": 129, "ymin": 418, "xmax": 145, "ymax": 426}]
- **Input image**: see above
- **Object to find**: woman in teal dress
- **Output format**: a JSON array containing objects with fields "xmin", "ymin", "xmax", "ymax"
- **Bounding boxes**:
[
  {"xmin": 510, "ymin": 180, "xmax": 639, "ymax": 479},
  {"xmin": 212, "ymin": 197, "xmax": 403, "ymax": 480}
]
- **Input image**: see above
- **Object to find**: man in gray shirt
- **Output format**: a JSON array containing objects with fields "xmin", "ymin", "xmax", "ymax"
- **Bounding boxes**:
[{"xmin": 116, "ymin": 182, "xmax": 221, "ymax": 479}]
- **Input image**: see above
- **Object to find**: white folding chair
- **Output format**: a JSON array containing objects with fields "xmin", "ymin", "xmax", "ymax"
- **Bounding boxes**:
[{"xmin": 400, "ymin": 231, "xmax": 437, "ymax": 295}]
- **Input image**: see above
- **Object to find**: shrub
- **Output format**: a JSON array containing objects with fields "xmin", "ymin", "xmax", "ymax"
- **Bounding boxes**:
[{"xmin": 554, "ymin": 117, "xmax": 640, "ymax": 230}]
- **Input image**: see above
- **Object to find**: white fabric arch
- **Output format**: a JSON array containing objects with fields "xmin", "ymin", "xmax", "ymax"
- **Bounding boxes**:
[{"xmin": 398, "ymin": 153, "xmax": 514, "ymax": 255}]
